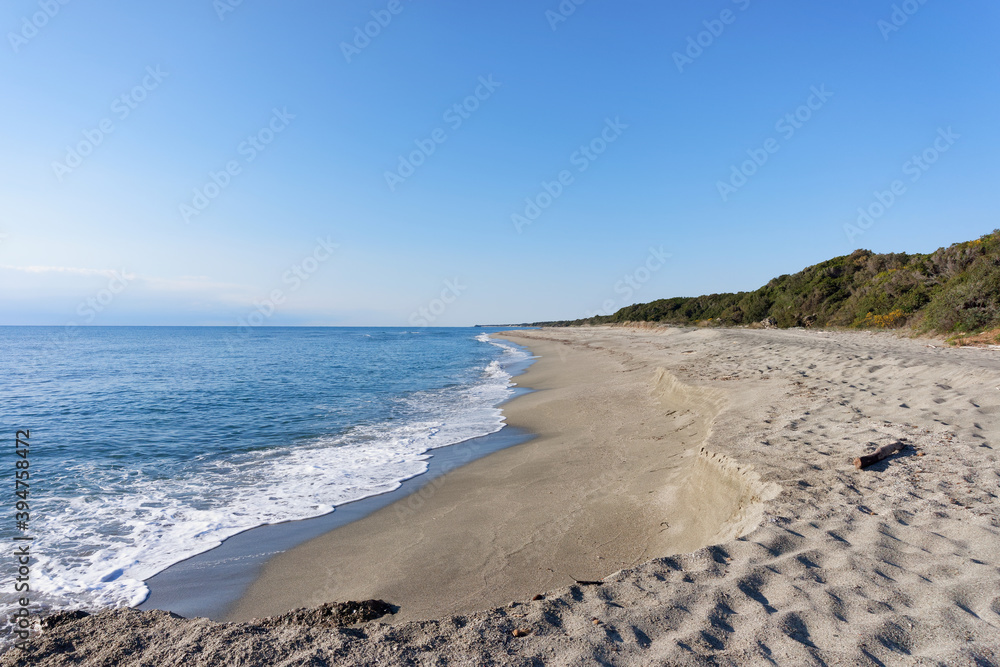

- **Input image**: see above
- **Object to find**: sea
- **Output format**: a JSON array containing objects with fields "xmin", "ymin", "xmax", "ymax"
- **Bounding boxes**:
[{"xmin": 0, "ymin": 326, "xmax": 531, "ymax": 639}]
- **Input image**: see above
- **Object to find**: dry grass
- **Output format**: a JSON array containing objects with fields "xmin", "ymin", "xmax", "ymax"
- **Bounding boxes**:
[{"xmin": 946, "ymin": 326, "xmax": 1000, "ymax": 347}]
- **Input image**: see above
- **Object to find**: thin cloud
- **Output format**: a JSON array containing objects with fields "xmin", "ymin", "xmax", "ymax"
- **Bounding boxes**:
[
  {"xmin": 1, "ymin": 265, "xmax": 251, "ymax": 302},
  {"xmin": 0, "ymin": 265, "xmax": 126, "ymax": 278}
]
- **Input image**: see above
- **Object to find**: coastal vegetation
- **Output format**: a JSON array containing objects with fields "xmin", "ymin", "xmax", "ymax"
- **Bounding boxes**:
[{"xmin": 536, "ymin": 230, "xmax": 1000, "ymax": 335}]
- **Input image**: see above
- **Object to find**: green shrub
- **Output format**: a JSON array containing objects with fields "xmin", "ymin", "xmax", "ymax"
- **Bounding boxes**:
[{"xmin": 540, "ymin": 231, "xmax": 1000, "ymax": 334}]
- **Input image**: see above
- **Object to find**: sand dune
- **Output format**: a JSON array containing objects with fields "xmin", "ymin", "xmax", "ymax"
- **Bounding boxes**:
[{"xmin": 6, "ymin": 326, "xmax": 999, "ymax": 666}]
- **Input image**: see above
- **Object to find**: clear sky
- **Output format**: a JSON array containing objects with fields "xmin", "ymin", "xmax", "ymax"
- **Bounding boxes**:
[{"xmin": 1, "ymin": 0, "xmax": 997, "ymax": 326}]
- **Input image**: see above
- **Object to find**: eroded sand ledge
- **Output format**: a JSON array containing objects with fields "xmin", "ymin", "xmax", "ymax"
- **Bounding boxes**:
[{"xmin": 6, "ymin": 327, "xmax": 1000, "ymax": 666}]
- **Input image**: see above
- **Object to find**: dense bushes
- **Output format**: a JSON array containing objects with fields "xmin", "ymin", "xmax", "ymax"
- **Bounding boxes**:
[{"xmin": 538, "ymin": 231, "xmax": 1000, "ymax": 334}]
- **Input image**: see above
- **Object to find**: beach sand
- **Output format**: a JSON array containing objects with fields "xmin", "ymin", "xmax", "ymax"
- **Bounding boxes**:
[
  {"xmin": 223, "ymin": 329, "xmax": 760, "ymax": 625},
  {"xmin": 7, "ymin": 326, "xmax": 1000, "ymax": 666}
]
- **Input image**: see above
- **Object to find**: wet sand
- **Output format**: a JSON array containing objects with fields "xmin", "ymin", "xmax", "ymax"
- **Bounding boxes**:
[{"xmin": 225, "ymin": 330, "xmax": 752, "ymax": 623}]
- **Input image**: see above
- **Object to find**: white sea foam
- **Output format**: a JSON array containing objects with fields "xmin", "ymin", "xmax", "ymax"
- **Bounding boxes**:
[{"xmin": 3, "ymin": 333, "xmax": 531, "ymax": 632}]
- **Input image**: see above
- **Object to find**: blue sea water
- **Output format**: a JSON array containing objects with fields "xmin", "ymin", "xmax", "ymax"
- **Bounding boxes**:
[{"xmin": 0, "ymin": 327, "xmax": 529, "ymax": 627}]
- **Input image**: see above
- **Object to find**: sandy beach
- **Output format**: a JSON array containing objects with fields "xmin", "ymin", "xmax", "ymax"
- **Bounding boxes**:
[
  {"xmin": 7, "ymin": 326, "xmax": 1000, "ymax": 666},
  {"xmin": 224, "ymin": 329, "xmax": 768, "ymax": 625}
]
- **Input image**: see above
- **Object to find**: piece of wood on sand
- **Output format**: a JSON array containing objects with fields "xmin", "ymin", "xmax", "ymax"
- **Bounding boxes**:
[
  {"xmin": 854, "ymin": 441, "xmax": 905, "ymax": 469},
  {"xmin": 572, "ymin": 578, "xmax": 604, "ymax": 586}
]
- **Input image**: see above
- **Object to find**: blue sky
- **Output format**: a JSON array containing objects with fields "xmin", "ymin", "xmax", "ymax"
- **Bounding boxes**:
[{"xmin": 1, "ymin": 0, "xmax": 997, "ymax": 326}]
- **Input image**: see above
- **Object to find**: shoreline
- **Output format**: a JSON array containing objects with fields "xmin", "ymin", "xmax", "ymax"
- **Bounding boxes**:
[
  {"xmin": 223, "ymin": 330, "xmax": 743, "ymax": 623},
  {"xmin": 138, "ymin": 427, "xmax": 534, "ymax": 620},
  {"xmin": 10, "ymin": 326, "xmax": 1000, "ymax": 666},
  {"xmin": 138, "ymin": 337, "xmax": 538, "ymax": 620}
]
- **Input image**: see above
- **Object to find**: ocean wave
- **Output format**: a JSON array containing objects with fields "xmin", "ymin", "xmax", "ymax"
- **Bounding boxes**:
[{"xmin": 0, "ymin": 332, "xmax": 530, "ymax": 636}]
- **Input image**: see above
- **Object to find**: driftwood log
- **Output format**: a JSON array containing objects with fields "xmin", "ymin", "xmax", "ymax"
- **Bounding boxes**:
[
  {"xmin": 572, "ymin": 578, "xmax": 605, "ymax": 586},
  {"xmin": 854, "ymin": 442, "xmax": 905, "ymax": 469}
]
